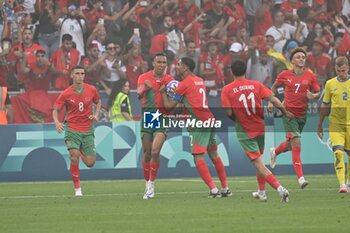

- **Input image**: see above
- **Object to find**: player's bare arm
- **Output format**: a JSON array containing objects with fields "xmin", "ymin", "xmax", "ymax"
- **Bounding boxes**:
[
  {"xmin": 52, "ymin": 108, "xmax": 64, "ymax": 133},
  {"xmin": 269, "ymin": 96, "xmax": 294, "ymax": 119},
  {"xmin": 317, "ymin": 102, "xmax": 331, "ymax": 139},
  {"xmin": 268, "ymin": 82, "xmax": 278, "ymax": 112},
  {"xmin": 137, "ymin": 80, "xmax": 151, "ymax": 99},
  {"xmin": 306, "ymin": 90, "xmax": 321, "ymax": 100},
  {"xmin": 89, "ymin": 99, "xmax": 102, "ymax": 121}
]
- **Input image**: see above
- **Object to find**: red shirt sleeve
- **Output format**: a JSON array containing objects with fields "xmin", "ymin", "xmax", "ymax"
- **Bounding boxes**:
[
  {"xmin": 174, "ymin": 79, "xmax": 187, "ymax": 96},
  {"xmin": 275, "ymin": 71, "xmax": 286, "ymax": 86},
  {"xmin": 53, "ymin": 91, "xmax": 66, "ymax": 110}
]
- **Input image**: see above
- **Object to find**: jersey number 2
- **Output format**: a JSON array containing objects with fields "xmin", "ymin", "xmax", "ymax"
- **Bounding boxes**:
[
  {"xmin": 239, "ymin": 92, "xmax": 256, "ymax": 116},
  {"xmin": 199, "ymin": 88, "xmax": 208, "ymax": 109}
]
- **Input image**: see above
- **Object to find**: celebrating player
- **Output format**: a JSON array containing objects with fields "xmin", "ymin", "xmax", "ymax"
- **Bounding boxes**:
[
  {"xmin": 52, "ymin": 65, "xmax": 101, "ymax": 196},
  {"xmin": 161, "ymin": 57, "xmax": 232, "ymax": 198},
  {"xmin": 268, "ymin": 47, "xmax": 320, "ymax": 189},
  {"xmin": 318, "ymin": 56, "xmax": 350, "ymax": 193},
  {"xmin": 137, "ymin": 53, "xmax": 174, "ymax": 199},
  {"xmin": 221, "ymin": 60, "xmax": 292, "ymax": 202}
]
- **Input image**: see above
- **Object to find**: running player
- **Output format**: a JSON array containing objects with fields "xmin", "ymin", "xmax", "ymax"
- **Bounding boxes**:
[
  {"xmin": 53, "ymin": 65, "xmax": 101, "ymax": 196},
  {"xmin": 268, "ymin": 47, "xmax": 320, "ymax": 189}
]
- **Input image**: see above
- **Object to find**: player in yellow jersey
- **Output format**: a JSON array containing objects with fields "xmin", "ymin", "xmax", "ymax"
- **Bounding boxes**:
[{"xmin": 318, "ymin": 56, "xmax": 350, "ymax": 193}]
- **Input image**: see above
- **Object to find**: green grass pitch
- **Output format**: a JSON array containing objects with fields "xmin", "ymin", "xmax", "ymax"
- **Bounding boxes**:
[{"xmin": 0, "ymin": 175, "xmax": 349, "ymax": 233}]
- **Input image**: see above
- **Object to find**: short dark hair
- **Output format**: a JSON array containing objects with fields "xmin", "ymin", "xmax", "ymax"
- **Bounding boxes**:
[
  {"xmin": 62, "ymin": 33, "xmax": 73, "ymax": 43},
  {"xmin": 181, "ymin": 57, "xmax": 195, "ymax": 72},
  {"xmin": 36, "ymin": 49, "xmax": 46, "ymax": 55},
  {"xmin": 231, "ymin": 60, "xmax": 247, "ymax": 76},
  {"xmin": 289, "ymin": 47, "xmax": 307, "ymax": 61},
  {"xmin": 153, "ymin": 53, "xmax": 167, "ymax": 61}
]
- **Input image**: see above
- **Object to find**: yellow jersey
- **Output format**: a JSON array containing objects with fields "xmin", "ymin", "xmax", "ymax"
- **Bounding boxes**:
[{"xmin": 323, "ymin": 76, "xmax": 350, "ymax": 125}]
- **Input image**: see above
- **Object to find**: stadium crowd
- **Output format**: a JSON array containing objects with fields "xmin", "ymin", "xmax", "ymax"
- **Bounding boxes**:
[{"xmin": 0, "ymin": 0, "xmax": 349, "ymax": 123}]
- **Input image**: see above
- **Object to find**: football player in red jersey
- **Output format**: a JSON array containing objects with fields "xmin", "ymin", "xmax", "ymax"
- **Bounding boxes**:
[
  {"xmin": 137, "ymin": 53, "xmax": 174, "ymax": 199},
  {"xmin": 268, "ymin": 47, "xmax": 320, "ymax": 189},
  {"xmin": 222, "ymin": 60, "xmax": 293, "ymax": 202},
  {"xmin": 161, "ymin": 57, "xmax": 232, "ymax": 198},
  {"xmin": 53, "ymin": 65, "xmax": 101, "ymax": 196}
]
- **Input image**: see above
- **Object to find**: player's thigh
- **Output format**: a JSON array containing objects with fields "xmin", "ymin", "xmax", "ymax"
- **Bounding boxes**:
[
  {"xmin": 189, "ymin": 128, "xmax": 211, "ymax": 154},
  {"xmin": 64, "ymin": 129, "xmax": 82, "ymax": 150},
  {"xmin": 329, "ymin": 124, "xmax": 346, "ymax": 148},
  {"xmin": 239, "ymin": 137, "xmax": 261, "ymax": 160},
  {"xmin": 282, "ymin": 116, "xmax": 301, "ymax": 139},
  {"xmin": 152, "ymin": 131, "xmax": 167, "ymax": 153},
  {"xmin": 81, "ymin": 134, "xmax": 96, "ymax": 156}
]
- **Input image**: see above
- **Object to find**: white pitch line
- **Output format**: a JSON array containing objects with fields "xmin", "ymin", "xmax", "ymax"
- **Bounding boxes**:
[{"xmin": 0, "ymin": 188, "xmax": 341, "ymax": 200}]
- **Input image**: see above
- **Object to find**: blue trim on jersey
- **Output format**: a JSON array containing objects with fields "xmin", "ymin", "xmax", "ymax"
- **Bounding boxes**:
[
  {"xmin": 336, "ymin": 75, "xmax": 350, "ymax": 82},
  {"xmin": 345, "ymin": 149, "xmax": 350, "ymax": 153},
  {"xmin": 333, "ymin": 145, "xmax": 345, "ymax": 150}
]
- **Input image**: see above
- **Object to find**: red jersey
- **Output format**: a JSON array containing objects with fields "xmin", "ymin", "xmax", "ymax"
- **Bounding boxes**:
[
  {"xmin": 137, "ymin": 71, "xmax": 173, "ymax": 114},
  {"xmin": 149, "ymin": 34, "xmax": 168, "ymax": 56},
  {"xmin": 276, "ymin": 69, "xmax": 320, "ymax": 117},
  {"xmin": 53, "ymin": 83, "xmax": 100, "ymax": 133},
  {"xmin": 81, "ymin": 57, "xmax": 101, "ymax": 85},
  {"xmin": 125, "ymin": 55, "xmax": 145, "ymax": 89},
  {"xmin": 25, "ymin": 63, "xmax": 51, "ymax": 92},
  {"xmin": 221, "ymin": 78, "xmax": 273, "ymax": 138},
  {"xmin": 175, "ymin": 75, "xmax": 214, "ymax": 122}
]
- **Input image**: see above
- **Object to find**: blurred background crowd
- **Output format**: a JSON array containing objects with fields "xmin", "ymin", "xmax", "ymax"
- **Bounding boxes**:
[{"xmin": 0, "ymin": 0, "xmax": 349, "ymax": 123}]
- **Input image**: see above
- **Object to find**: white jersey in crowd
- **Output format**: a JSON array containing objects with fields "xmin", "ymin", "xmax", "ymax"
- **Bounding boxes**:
[
  {"xmin": 58, "ymin": 17, "xmax": 86, "ymax": 57},
  {"xmin": 265, "ymin": 23, "xmax": 296, "ymax": 53}
]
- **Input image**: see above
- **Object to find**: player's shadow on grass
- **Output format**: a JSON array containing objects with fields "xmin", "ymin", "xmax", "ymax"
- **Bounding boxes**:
[{"xmin": 22, "ymin": 148, "xmax": 69, "ymax": 181}]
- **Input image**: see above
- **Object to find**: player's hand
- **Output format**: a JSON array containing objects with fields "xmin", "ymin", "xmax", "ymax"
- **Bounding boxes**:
[
  {"xmin": 306, "ymin": 90, "xmax": 316, "ymax": 100},
  {"xmin": 267, "ymin": 101, "xmax": 274, "ymax": 112},
  {"xmin": 284, "ymin": 110, "xmax": 294, "ymax": 119},
  {"xmin": 317, "ymin": 126, "xmax": 323, "ymax": 139},
  {"xmin": 55, "ymin": 122, "xmax": 65, "ymax": 133},
  {"xmin": 89, "ymin": 114, "xmax": 99, "ymax": 121},
  {"xmin": 159, "ymin": 84, "xmax": 166, "ymax": 94}
]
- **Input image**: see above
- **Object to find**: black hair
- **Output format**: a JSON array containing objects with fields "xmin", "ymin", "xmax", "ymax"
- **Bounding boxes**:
[
  {"xmin": 36, "ymin": 49, "xmax": 46, "ymax": 55},
  {"xmin": 107, "ymin": 79, "xmax": 129, "ymax": 110},
  {"xmin": 181, "ymin": 57, "xmax": 195, "ymax": 72},
  {"xmin": 153, "ymin": 52, "xmax": 167, "ymax": 61},
  {"xmin": 231, "ymin": 60, "xmax": 247, "ymax": 76},
  {"xmin": 62, "ymin": 33, "xmax": 73, "ymax": 42}
]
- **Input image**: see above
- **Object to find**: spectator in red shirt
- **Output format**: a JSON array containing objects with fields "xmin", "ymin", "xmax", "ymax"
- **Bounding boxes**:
[
  {"xmin": 254, "ymin": 0, "xmax": 273, "ymax": 36},
  {"xmin": 124, "ymin": 44, "xmax": 147, "ymax": 90},
  {"xmin": 306, "ymin": 39, "xmax": 333, "ymax": 88},
  {"xmin": 20, "ymin": 49, "xmax": 52, "ymax": 92},
  {"xmin": 198, "ymin": 39, "xmax": 225, "ymax": 96},
  {"xmin": 280, "ymin": 0, "xmax": 304, "ymax": 24},
  {"xmin": 50, "ymin": 33, "xmax": 80, "ymax": 90},
  {"xmin": 149, "ymin": 25, "xmax": 168, "ymax": 56}
]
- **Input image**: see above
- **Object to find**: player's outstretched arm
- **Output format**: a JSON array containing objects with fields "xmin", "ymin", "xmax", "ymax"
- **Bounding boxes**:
[
  {"xmin": 269, "ymin": 96, "xmax": 294, "ymax": 119},
  {"xmin": 137, "ymin": 80, "xmax": 151, "ymax": 99},
  {"xmin": 267, "ymin": 82, "xmax": 278, "ymax": 112},
  {"xmin": 317, "ymin": 102, "xmax": 330, "ymax": 139}
]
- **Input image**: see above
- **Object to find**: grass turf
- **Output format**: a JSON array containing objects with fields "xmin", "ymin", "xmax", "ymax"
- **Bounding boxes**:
[{"xmin": 0, "ymin": 175, "xmax": 349, "ymax": 233}]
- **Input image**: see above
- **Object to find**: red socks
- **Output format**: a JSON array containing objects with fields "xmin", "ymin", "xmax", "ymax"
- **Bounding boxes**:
[
  {"xmin": 142, "ymin": 160, "xmax": 150, "ymax": 181},
  {"xmin": 149, "ymin": 161, "xmax": 160, "ymax": 182},
  {"xmin": 292, "ymin": 146, "xmax": 303, "ymax": 178},
  {"xmin": 70, "ymin": 162, "xmax": 80, "ymax": 189},
  {"xmin": 257, "ymin": 175, "xmax": 266, "ymax": 191},
  {"xmin": 275, "ymin": 141, "xmax": 288, "ymax": 155},
  {"xmin": 265, "ymin": 174, "xmax": 280, "ymax": 190},
  {"xmin": 213, "ymin": 157, "xmax": 228, "ymax": 188},
  {"xmin": 196, "ymin": 159, "xmax": 216, "ymax": 189}
]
